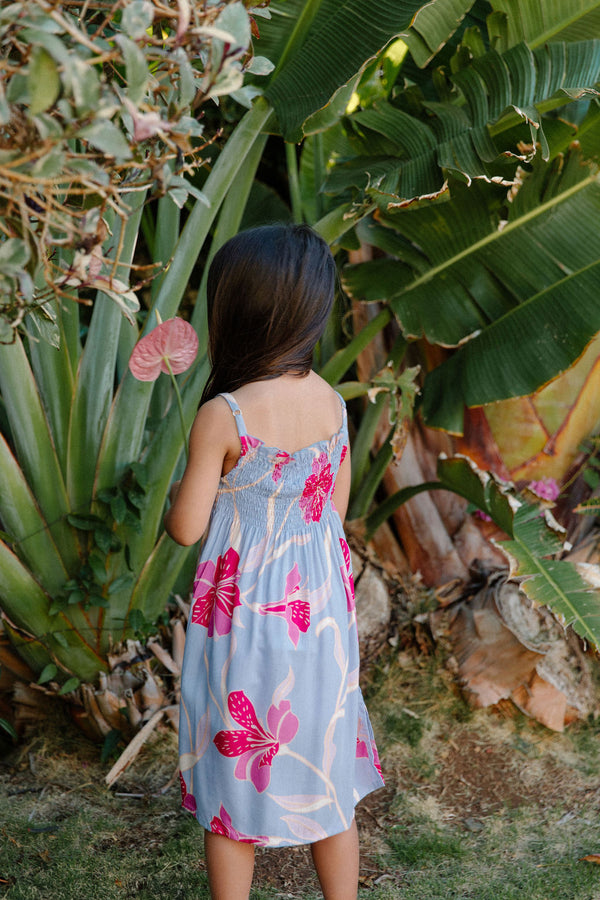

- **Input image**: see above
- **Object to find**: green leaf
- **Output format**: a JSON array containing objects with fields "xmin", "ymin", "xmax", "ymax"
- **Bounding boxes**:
[
  {"xmin": 362, "ymin": 453, "xmax": 600, "ymax": 646},
  {"xmin": 88, "ymin": 553, "xmax": 108, "ymax": 584},
  {"xmin": 0, "ymin": 338, "xmax": 78, "ymax": 570},
  {"xmin": 38, "ymin": 663, "xmax": 58, "ymax": 684},
  {"xmin": 116, "ymin": 35, "xmax": 149, "ymax": 105},
  {"xmin": 52, "ymin": 631, "xmax": 69, "ymax": 650},
  {"xmin": 110, "ymin": 494, "xmax": 128, "ymax": 524},
  {"xmin": 320, "ymin": 308, "xmax": 392, "ymax": 385},
  {"xmin": 214, "ymin": 2, "xmax": 252, "ymax": 49},
  {"xmin": 263, "ymin": 0, "xmax": 431, "ymax": 141},
  {"xmin": 0, "ymin": 238, "xmax": 30, "ymax": 270},
  {"xmin": 67, "ymin": 194, "xmax": 145, "ymax": 512},
  {"xmin": 77, "ymin": 121, "xmax": 132, "ymax": 160},
  {"xmin": 501, "ymin": 513, "xmax": 600, "ymax": 647},
  {"xmin": 67, "ymin": 514, "xmax": 100, "ymax": 531},
  {"xmin": 0, "ymin": 718, "xmax": 17, "ymax": 740},
  {"xmin": 490, "ymin": 0, "xmax": 600, "ymax": 49},
  {"xmin": 400, "ymin": 0, "xmax": 474, "ymax": 68},
  {"xmin": 108, "ymin": 574, "xmax": 134, "ymax": 595},
  {"xmin": 28, "ymin": 46, "xmax": 60, "ymax": 114},
  {"xmin": 333, "ymin": 39, "xmax": 600, "ymax": 205},
  {"xmin": 0, "ymin": 434, "xmax": 68, "ymax": 593},
  {"xmin": 58, "ymin": 676, "xmax": 80, "ymax": 695},
  {"xmin": 121, "ymin": 0, "xmax": 154, "ymax": 39}
]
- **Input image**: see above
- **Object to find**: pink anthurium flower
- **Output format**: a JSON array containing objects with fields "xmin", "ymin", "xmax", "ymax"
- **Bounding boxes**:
[
  {"xmin": 129, "ymin": 315, "xmax": 198, "ymax": 458},
  {"xmin": 128, "ymin": 316, "xmax": 198, "ymax": 381}
]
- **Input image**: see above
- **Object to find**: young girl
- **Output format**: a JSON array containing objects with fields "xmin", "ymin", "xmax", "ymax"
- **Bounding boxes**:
[{"xmin": 165, "ymin": 224, "xmax": 384, "ymax": 900}]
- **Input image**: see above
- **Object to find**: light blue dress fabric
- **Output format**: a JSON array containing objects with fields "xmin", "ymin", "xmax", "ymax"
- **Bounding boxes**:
[{"xmin": 178, "ymin": 391, "xmax": 384, "ymax": 847}]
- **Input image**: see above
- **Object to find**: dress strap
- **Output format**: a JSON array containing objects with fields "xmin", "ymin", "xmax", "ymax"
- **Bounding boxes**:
[
  {"xmin": 334, "ymin": 390, "xmax": 348, "ymax": 426},
  {"xmin": 219, "ymin": 392, "xmax": 248, "ymax": 437}
]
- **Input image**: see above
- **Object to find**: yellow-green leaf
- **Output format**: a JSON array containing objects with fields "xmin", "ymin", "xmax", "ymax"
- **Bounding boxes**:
[{"xmin": 28, "ymin": 47, "xmax": 60, "ymax": 115}]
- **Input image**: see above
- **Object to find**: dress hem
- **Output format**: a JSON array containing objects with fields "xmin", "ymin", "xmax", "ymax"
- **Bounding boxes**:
[{"xmin": 182, "ymin": 776, "xmax": 386, "ymax": 848}]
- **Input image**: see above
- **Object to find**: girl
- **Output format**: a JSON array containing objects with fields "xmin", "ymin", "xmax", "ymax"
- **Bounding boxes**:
[{"xmin": 165, "ymin": 224, "xmax": 384, "ymax": 900}]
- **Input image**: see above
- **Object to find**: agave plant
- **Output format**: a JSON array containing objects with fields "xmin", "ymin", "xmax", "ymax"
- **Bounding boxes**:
[{"xmin": 0, "ymin": 0, "xmax": 430, "ymax": 732}]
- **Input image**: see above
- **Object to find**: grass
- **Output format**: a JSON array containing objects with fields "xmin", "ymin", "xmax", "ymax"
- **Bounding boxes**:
[{"xmin": 1, "ymin": 646, "xmax": 600, "ymax": 900}]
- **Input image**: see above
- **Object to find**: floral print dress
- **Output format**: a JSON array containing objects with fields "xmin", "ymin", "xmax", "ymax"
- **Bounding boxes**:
[{"xmin": 178, "ymin": 392, "xmax": 384, "ymax": 846}]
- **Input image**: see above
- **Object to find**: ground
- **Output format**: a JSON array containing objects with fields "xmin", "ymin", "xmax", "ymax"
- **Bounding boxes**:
[{"xmin": 1, "ymin": 638, "xmax": 600, "ymax": 899}]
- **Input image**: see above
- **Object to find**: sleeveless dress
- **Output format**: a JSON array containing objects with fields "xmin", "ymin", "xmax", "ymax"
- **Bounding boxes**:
[{"xmin": 178, "ymin": 391, "xmax": 384, "ymax": 847}]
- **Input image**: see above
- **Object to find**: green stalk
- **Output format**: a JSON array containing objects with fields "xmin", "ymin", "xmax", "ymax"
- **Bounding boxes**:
[
  {"xmin": 320, "ymin": 307, "xmax": 392, "ymax": 385},
  {"xmin": 164, "ymin": 358, "xmax": 189, "ymax": 462},
  {"xmin": 286, "ymin": 141, "xmax": 303, "ymax": 223}
]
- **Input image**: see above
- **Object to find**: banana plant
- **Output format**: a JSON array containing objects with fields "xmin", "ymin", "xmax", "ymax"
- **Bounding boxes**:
[
  {"xmin": 286, "ymin": 0, "xmax": 600, "ymax": 645},
  {"xmin": 0, "ymin": 0, "xmax": 432, "ymax": 693}
]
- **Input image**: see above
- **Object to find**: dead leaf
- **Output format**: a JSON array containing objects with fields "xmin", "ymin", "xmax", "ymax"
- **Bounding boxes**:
[{"xmin": 580, "ymin": 854, "xmax": 600, "ymax": 864}]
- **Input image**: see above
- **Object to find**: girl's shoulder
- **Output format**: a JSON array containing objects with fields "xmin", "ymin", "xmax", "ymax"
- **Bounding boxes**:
[{"xmin": 192, "ymin": 395, "xmax": 241, "ymax": 447}]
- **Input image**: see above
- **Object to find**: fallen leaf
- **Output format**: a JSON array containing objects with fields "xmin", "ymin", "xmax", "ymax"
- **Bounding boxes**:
[{"xmin": 580, "ymin": 854, "xmax": 600, "ymax": 864}]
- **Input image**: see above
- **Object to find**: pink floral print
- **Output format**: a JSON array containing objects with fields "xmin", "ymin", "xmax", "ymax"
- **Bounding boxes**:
[
  {"xmin": 179, "ymin": 772, "xmax": 197, "ymax": 815},
  {"xmin": 339, "ymin": 538, "xmax": 355, "ymax": 612},
  {"xmin": 340, "ymin": 444, "xmax": 348, "ymax": 465},
  {"xmin": 272, "ymin": 450, "xmax": 292, "ymax": 482},
  {"xmin": 210, "ymin": 804, "xmax": 268, "ymax": 844},
  {"xmin": 299, "ymin": 452, "xmax": 333, "ymax": 524},
  {"xmin": 240, "ymin": 434, "xmax": 262, "ymax": 456},
  {"xmin": 259, "ymin": 563, "xmax": 310, "ymax": 647},
  {"xmin": 357, "ymin": 718, "xmax": 384, "ymax": 780},
  {"xmin": 214, "ymin": 689, "xmax": 299, "ymax": 793},
  {"xmin": 191, "ymin": 548, "xmax": 241, "ymax": 637}
]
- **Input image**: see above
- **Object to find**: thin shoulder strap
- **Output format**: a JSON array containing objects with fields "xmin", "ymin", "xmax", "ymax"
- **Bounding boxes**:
[
  {"xmin": 219, "ymin": 392, "xmax": 248, "ymax": 437},
  {"xmin": 334, "ymin": 390, "xmax": 348, "ymax": 427}
]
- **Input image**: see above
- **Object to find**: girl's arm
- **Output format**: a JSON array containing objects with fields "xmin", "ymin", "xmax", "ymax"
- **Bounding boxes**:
[
  {"xmin": 164, "ymin": 399, "xmax": 233, "ymax": 546},
  {"xmin": 331, "ymin": 446, "xmax": 351, "ymax": 522}
]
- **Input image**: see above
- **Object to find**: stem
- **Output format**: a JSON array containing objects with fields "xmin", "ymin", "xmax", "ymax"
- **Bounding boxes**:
[
  {"xmin": 164, "ymin": 359, "xmax": 189, "ymax": 462},
  {"xmin": 285, "ymin": 141, "xmax": 303, "ymax": 223}
]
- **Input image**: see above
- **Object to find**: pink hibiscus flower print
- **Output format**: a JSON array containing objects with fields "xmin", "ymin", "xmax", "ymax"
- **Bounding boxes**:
[
  {"xmin": 214, "ymin": 690, "xmax": 299, "ymax": 793},
  {"xmin": 356, "ymin": 719, "xmax": 383, "ymax": 778},
  {"xmin": 240, "ymin": 434, "xmax": 262, "ymax": 456},
  {"xmin": 179, "ymin": 772, "xmax": 197, "ymax": 815},
  {"xmin": 210, "ymin": 804, "xmax": 268, "ymax": 845},
  {"xmin": 339, "ymin": 537, "xmax": 355, "ymax": 612},
  {"xmin": 272, "ymin": 450, "xmax": 292, "ymax": 482},
  {"xmin": 259, "ymin": 563, "xmax": 310, "ymax": 647},
  {"xmin": 340, "ymin": 444, "xmax": 348, "ymax": 465},
  {"xmin": 299, "ymin": 452, "xmax": 333, "ymax": 524},
  {"xmin": 191, "ymin": 548, "xmax": 241, "ymax": 637}
]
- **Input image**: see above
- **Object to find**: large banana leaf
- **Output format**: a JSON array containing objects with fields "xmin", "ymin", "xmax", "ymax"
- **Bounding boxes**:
[
  {"xmin": 490, "ymin": 0, "xmax": 600, "ymax": 49},
  {"xmin": 262, "ymin": 0, "xmax": 437, "ymax": 141},
  {"xmin": 342, "ymin": 147, "xmax": 600, "ymax": 431},
  {"xmin": 398, "ymin": 0, "xmax": 474, "ymax": 68},
  {"xmin": 326, "ymin": 39, "xmax": 600, "ymax": 204}
]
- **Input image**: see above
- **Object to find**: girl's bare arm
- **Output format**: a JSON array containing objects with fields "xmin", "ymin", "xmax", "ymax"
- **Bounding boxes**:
[{"xmin": 164, "ymin": 399, "xmax": 233, "ymax": 546}]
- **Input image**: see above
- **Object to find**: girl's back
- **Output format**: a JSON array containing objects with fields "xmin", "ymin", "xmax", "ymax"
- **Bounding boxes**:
[{"xmin": 231, "ymin": 371, "xmax": 344, "ymax": 456}]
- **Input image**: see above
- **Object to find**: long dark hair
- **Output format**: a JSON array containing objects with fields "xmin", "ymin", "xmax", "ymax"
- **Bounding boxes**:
[{"xmin": 200, "ymin": 224, "xmax": 336, "ymax": 404}]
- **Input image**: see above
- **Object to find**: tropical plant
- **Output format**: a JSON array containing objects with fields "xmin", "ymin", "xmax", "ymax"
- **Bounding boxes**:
[
  {"xmin": 288, "ymin": 0, "xmax": 600, "ymax": 648},
  {"xmin": 0, "ymin": 0, "xmax": 431, "ymax": 732}
]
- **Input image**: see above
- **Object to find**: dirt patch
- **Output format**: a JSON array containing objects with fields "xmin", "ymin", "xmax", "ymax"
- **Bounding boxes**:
[{"xmin": 432, "ymin": 732, "xmax": 544, "ymax": 818}]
